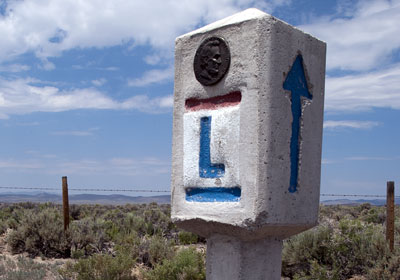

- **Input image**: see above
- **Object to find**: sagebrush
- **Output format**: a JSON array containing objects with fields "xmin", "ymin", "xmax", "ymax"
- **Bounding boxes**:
[{"xmin": 1, "ymin": 202, "xmax": 399, "ymax": 279}]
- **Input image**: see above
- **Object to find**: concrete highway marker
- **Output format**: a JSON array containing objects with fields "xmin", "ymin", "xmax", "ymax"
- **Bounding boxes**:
[{"xmin": 171, "ymin": 8, "xmax": 326, "ymax": 279}]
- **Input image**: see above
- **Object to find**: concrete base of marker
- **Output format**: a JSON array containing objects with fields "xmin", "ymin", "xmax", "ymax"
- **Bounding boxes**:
[{"xmin": 206, "ymin": 235, "xmax": 282, "ymax": 280}]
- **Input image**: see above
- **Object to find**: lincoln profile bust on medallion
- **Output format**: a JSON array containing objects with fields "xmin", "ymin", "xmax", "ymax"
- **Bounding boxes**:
[{"xmin": 193, "ymin": 36, "xmax": 231, "ymax": 86}]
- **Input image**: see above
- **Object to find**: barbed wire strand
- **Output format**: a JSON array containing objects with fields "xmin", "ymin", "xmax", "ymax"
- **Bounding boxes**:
[
  {"xmin": 1, "ymin": 186, "xmax": 400, "ymax": 198},
  {"xmin": 0, "ymin": 186, "xmax": 169, "ymax": 193}
]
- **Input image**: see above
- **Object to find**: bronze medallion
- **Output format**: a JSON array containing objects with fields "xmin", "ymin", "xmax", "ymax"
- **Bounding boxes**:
[{"xmin": 193, "ymin": 36, "xmax": 230, "ymax": 86}]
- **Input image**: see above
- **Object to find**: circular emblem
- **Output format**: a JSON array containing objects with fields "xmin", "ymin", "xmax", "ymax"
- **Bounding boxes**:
[{"xmin": 193, "ymin": 36, "xmax": 230, "ymax": 86}]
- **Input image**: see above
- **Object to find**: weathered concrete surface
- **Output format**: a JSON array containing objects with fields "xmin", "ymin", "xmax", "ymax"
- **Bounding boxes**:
[
  {"xmin": 206, "ymin": 235, "xmax": 283, "ymax": 280},
  {"xmin": 171, "ymin": 8, "xmax": 326, "ymax": 240}
]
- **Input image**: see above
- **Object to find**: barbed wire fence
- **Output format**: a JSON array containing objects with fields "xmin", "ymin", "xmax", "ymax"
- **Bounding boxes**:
[
  {"xmin": 1, "ymin": 181, "xmax": 397, "ymax": 249},
  {"xmin": 2, "ymin": 180, "xmax": 397, "ymax": 252},
  {"xmin": 0, "ymin": 186, "xmax": 170, "ymax": 193},
  {"xmin": 0, "ymin": 186, "xmax": 399, "ymax": 198}
]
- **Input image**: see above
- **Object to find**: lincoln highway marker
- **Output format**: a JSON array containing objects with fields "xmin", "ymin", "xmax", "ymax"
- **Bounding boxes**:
[{"xmin": 171, "ymin": 8, "xmax": 326, "ymax": 280}]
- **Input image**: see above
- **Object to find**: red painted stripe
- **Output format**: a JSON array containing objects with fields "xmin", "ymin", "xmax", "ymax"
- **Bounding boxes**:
[{"xmin": 185, "ymin": 91, "xmax": 241, "ymax": 111}]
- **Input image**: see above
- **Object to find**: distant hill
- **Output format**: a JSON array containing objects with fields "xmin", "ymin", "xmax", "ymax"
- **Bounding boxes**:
[
  {"xmin": 321, "ymin": 198, "xmax": 400, "ymax": 206},
  {"xmin": 0, "ymin": 192, "xmax": 170, "ymax": 205}
]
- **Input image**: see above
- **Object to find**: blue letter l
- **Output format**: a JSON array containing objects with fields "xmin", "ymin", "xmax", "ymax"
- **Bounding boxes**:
[{"xmin": 199, "ymin": 116, "xmax": 225, "ymax": 178}]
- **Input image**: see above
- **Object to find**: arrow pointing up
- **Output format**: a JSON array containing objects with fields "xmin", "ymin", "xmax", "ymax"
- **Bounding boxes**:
[{"xmin": 283, "ymin": 55, "xmax": 312, "ymax": 193}]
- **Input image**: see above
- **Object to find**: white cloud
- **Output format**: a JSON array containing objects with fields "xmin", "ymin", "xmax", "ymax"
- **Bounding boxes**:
[
  {"xmin": 301, "ymin": 0, "xmax": 400, "ymax": 71},
  {"xmin": 128, "ymin": 66, "xmax": 174, "ymax": 87},
  {"xmin": 0, "ymin": 77, "xmax": 118, "ymax": 114},
  {"xmin": 0, "ymin": 159, "xmax": 43, "ymax": 169},
  {"xmin": 158, "ymin": 95, "xmax": 174, "ymax": 108},
  {"xmin": 109, "ymin": 157, "xmax": 169, "ymax": 174},
  {"xmin": 63, "ymin": 157, "xmax": 171, "ymax": 176},
  {"xmin": 344, "ymin": 156, "xmax": 398, "ymax": 161},
  {"xmin": 325, "ymin": 63, "xmax": 400, "ymax": 111},
  {"xmin": 37, "ymin": 57, "xmax": 55, "ymax": 71},
  {"xmin": 51, "ymin": 128, "xmax": 99, "ymax": 137},
  {"xmin": 20, "ymin": 156, "xmax": 170, "ymax": 176},
  {"xmin": 0, "ymin": 0, "xmax": 289, "ymax": 65},
  {"xmin": 321, "ymin": 158, "xmax": 337, "ymax": 165},
  {"xmin": 0, "ymin": 77, "xmax": 173, "ymax": 117},
  {"xmin": 103, "ymin": 67, "xmax": 119, "ymax": 71},
  {"xmin": 0, "ymin": 64, "xmax": 30, "ymax": 72},
  {"xmin": 0, "ymin": 155, "xmax": 171, "ymax": 177},
  {"xmin": 144, "ymin": 54, "xmax": 164, "ymax": 66},
  {"xmin": 322, "ymin": 155, "xmax": 400, "ymax": 164},
  {"xmin": 13, "ymin": 121, "xmax": 40, "ymax": 126},
  {"xmin": 91, "ymin": 78, "xmax": 107, "ymax": 87},
  {"xmin": 73, "ymin": 65, "xmax": 119, "ymax": 71},
  {"xmin": 24, "ymin": 150, "xmax": 57, "ymax": 159},
  {"xmin": 120, "ymin": 94, "xmax": 174, "ymax": 113},
  {"xmin": 324, "ymin": 120, "xmax": 380, "ymax": 129}
]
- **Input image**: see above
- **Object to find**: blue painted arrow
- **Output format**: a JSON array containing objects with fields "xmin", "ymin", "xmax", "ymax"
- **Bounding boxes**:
[{"xmin": 283, "ymin": 55, "xmax": 312, "ymax": 193}]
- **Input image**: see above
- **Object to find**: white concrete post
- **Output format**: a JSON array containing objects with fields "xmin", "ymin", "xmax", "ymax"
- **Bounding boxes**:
[
  {"xmin": 171, "ymin": 8, "xmax": 326, "ymax": 279},
  {"xmin": 206, "ymin": 235, "xmax": 283, "ymax": 280}
]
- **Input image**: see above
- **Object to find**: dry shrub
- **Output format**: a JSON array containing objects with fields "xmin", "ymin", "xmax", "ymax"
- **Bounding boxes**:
[{"xmin": 6, "ymin": 207, "xmax": 70, "ymax": 258}]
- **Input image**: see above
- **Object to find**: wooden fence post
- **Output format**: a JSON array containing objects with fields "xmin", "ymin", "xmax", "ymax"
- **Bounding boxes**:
[
  {"xmin": 386, "ymin": 181, "xmax": 395, "ymax": 251},
  {"xmin": 62, "ymin": 176, "xmax": 70, "ymax": 231}
]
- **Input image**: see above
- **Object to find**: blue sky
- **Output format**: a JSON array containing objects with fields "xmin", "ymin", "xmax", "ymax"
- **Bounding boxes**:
[{"xmin": 0, "ymin": 0, "xmax": 399, "ymax": 196}]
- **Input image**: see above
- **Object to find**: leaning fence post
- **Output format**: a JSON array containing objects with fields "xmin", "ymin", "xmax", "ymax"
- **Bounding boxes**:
[
  {"xmin": 62, "ymin": 176, "xmax": 70, "ymax": 231},
  {"xmin": 386, "ymin": 181, "xmax": 395, "ymax": 251}
]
